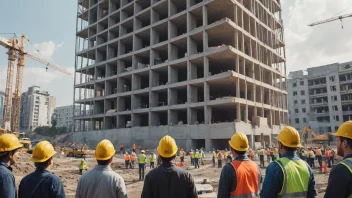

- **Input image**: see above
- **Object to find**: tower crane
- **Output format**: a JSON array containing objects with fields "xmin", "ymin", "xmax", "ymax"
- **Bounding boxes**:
[
  {"xmin": 308, "ymin": 13, "xmax": 352, "ymax": 28},
  {"xmin": 0, "ymin": 34, "xmax": 71, "ymax": 132}
]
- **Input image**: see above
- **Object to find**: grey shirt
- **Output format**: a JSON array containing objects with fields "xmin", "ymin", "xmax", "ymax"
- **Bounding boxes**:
[
  {"xmin": 141, "ymin": 162, "xmax": 198, "ymax": 198},
  {"xmin": 76, "ymin": 165, "xmax": 128, "ymax": 198}
]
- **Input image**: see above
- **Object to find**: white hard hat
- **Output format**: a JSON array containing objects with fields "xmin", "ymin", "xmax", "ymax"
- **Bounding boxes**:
[{"xmin": 141, "ymin": 150, "xmax": 145, "ymax": 153}]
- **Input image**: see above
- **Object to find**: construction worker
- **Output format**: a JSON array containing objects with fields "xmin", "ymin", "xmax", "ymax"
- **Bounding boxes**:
[
  {"xmin": 308, "ymin": 147, "xmax": 315, "ymax": 168},
  {"xmin": 119, "ymin": 145, "xmax": 124, "ymax": 154},
  {"xmin": 212, "ymin": 151, "xmax": 216, "ymax": 167},
  {"xmin": 249, "ymin": 148, "xmax": 254, "ymax": 160},
  {"xmin": 266, "ymin": 148, "xmax": 271, "ymax": 164},
  {"xmin": 0, "ymin": 134, "xmax": 23, "ymax": 198},
  {"xmin": 124, "ymin": 152, "xmax": 130, "ymax": 169},
  {"xmin": 273, "ymin": 147, "xmax": 279, "ymax": 161},
  {"xmin": 200, "ymin": 148, "xmax": 205, "ymax": 165},
  {"xmin": 189, "ymin": 150, "xmax": 194, "ymax": 165},
  {"xmin": 76, "ymin": 139, "xmax": 127, "ymax": 198},
  {"xmin": 194, "ymin": 149, "xmax": 200, "ymax": 169},
  {"xmin": 325, "ymin": 121, "xmax": 352, "ymax": 197},
  {"xmin": 180, "ymin": 148, "xmax": 185, "ymax": 163},
  {"xmin": 325, "ymin": 148, "xmax": 332, "ymax": 168},
  {"xmin": 224, "ymin": 148, "xmax": 229, "ymax": 164},
  {"xmin": 138, "ymin": 150, "xmax": 147, "ymax": 181},
  {"xmin": 18, "ymin": 141, "xmax": 66, "ymax": 198},
  {"xmin": 130, "ymin": 151, "xmax": 136, "ymax": 168},
  {"xmin": 133, "ymin": 144, "xmax": 136, "ymax": 153},
  {"xmin": 260, "ymin": 126, "xmax": 316, "ymax": 198},
  {"xmin": 217, "ymin": 150, "xmax": 223, "ymax": 168},
  {"xmin": 258, "ymin": 147, "xmax": 265, "ymax": 167},
  {"xmin": 270, "ymin": 147, "xmax": 275, "ymax": 161},
  {"xmin": 315, "ymin": 147, "xmax": 322, "ymax": 170},
  {"xmin": 149, "ymin": 152, "xmax": 156, "ymax": 169},
  {"xmin": 79, "ymin": 157, "xmax": 88, "ymax": 175},
  {"xmin": 141, "ymin": 135, "xmax": 197, "ymax": 198},
  {"xmin": 218, "ymin": 132, "xmax": 261, "ymax": 198},
  {"xmin": 301, "ymin": 148, "xmax": 307, "ymax": 161}
]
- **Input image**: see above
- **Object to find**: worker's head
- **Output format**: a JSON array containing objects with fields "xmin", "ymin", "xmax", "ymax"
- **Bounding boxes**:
[
  {"xmin": 95, "ymin": 139, "xmax": 115, "ymax": 165},
  {"xmin": 32, "ymin": 141, "xmax": 56, "ymax": 170},
  {"xmin": 334, "ymin": 121, "xmax": 352, "ymax": 157},
  {"xmin": 157, "ymin": 135, "xmax": 178, "ymax": 163},
  {"xmin": 141, "ymin": 150, "xmax": 145, "ymax": 154},
  {"xmin": 276, "ymin": 126, "xmax": 301, "ymax": 155},
  {"xmin": 228, "ymin": 132, "xmax": 249, "ymax": 158},
  {"xmin": 0, "ymin": 134, "xmax": 22, "ymax": 166}
]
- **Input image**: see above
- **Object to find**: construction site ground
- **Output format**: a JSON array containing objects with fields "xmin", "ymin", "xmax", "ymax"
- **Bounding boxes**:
[{"xmin": 13, "ymin": 152, "xmax": 330, "ymax": 198}]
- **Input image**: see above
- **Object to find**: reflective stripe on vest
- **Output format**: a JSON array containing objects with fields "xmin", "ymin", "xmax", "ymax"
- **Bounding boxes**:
[
  {"xmin": 194, "ymin": 152, "xmax": 199, "ymax": 158},
  {"xmin": 275, "ymin": 157, "xmax": 310, "ymax": 198},
  {"xmin": 340, "ymin": 158, "xmax": 352, "ymax": 198},
  {"xmin": 138, "ymin": 154, "xmax": 146, "ymax": 164},
  {"xmin": 229, "ymin": 160, "xmax": 259, "ymax": 198}
]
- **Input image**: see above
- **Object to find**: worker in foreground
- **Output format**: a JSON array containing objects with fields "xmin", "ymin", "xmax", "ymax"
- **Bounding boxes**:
[
  {"xmin": 76, "ymin": 139, "xmax": 128, "ymax": 198},
  {"xmin": 260, "ymin": 126, "xmax": 316, "ymax": 198},
  {"xmin": 0, "ymin": 134, "xmax": 23, "ymax": 198},
  {"xmin": 141, "ymin": 135, "xmax": 198, "ymax": 198},
  {"xmin": 18, "ymin": 141, "xmax": 66, "ymax": 198},
  {"xmin": 324, "ymin": 121, "xmax": 352, "ymax": 197},
  {"xmin": 218, "ymin": 132, "xmax": 261, "ymax": 198},
  {"xmin": 138, "ymin": 150, "xmax": 147, "ymax": 181}
]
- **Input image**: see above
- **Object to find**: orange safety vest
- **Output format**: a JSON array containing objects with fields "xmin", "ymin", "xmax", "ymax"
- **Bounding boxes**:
[
  {"xmin": 249, "ymin": 150, "xmax": 254, "ymax": 156},
  {"xmin": 266, "ymin": 150, "xmax": 271, "ymax": 155},
  {"xmin": 230, "ymin": 160, "xmax": 259, "ymax": 197},
  {"xmin": 316, "ymin": 149, "xmax": 321, "ymax": 156},
  {"xmin": 124, "ymin": 154, "xmax": 130, "ymax": 160},
  {"xmin": 180, "ymin": 150, "xmax": 184, "ymax": 157},
  {"xmin": 130, "ymin": 154, "xmax": 136, "ymax": 160},
  {"xmin": 325, "ymin": 151, "xmax": 331, "ymax": 157},
  {"xmin": 190, "ymin": 152, "xmax": 194, "ymax": 157}
]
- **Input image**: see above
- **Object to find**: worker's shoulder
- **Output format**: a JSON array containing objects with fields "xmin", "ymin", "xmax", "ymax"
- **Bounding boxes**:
[
  {"xmin": 331, "ymin": 163, "xmax": 352, "ymax": 176},
  {"xmin": 0, "ymin": 166, "xmax": 13, "ymax": 180}
]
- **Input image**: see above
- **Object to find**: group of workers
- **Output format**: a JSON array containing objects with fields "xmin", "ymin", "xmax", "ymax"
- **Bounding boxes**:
[
  {"xmin": 299, "ymin": 146, "xmax": 336, "ymax": 169},
  {"xmin": 1, "ymin": 121, "xmax": 352, "ymax": 197}
]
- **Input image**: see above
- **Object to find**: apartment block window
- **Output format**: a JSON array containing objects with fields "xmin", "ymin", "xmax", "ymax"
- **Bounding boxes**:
[
  {"xmin": 334, "ymin": 116, "xmax": 340, "ymax": 121},
  {"xmin": 300, "ymin": 90, "xmax": 305, "ymax": 95},
  {"xmin": 331, "ymin": 96, "xmax": 337, "ymax": 101},
  {"xmin": 302, "ymin": 108, "xmax": 306, "ymax": 113},
  {"xmin": 294, "ymin": 109, "xmax": 299, "ymax": 113},
  {"xmin": 329, "ymin": 76, "xmax": 335, "ymax": 82},
  {"xmin": 335, "ymin": 126, "xmax": 339, "ymax": 131},
  {"xmin": 300, "ymin": 81, "xmax": 304, "ymax": 85},
  {"xmin": 293, "ymin": 91, "xmax": 297, "ymax": 96},
  {"xmin": 303, "ymin": 118, "xmax": 307, "ymax": 123},
  {"xmin": 294, "ymin": 100, "xmax": 298, "ymax": 104},
  {"xmin": 330, "ymin": 86, "xmax": 336, "ymax": 91},
  {"xmin": 293, "ymin": 83, "xmax": 297, "ymax": 87},
  {"xmin": 295, "ymin": 118, "xmax": 299, "ymax": 124},
  {"xmin": 333, "ymin": 106, "xmax": 338, "ymax": 111},
  {"xmin": 301, "ymin": 99, "xmax": 305, "ymax": 104}
]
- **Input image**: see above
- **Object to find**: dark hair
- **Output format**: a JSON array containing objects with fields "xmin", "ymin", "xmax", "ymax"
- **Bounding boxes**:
[
  {"xmin": 340, "ymin": 137, "xmax": 352, "ymax": 149},
  {"xmin": 231, "ymin": 148, "xmax": 246, "ymax": 155},
  {"xmin": 35, "ymin": 157, "xmax": 53, "ymax": 169},
  {"xmin": 280, "ymin": 143, "xmax": 297, "ymax": 152},
  {"xmin": 160, "ymin": 155, "xmax": 176, "ymax": 163},
  {"xmin": 97, "ymin": 157, "xmax": 112, "ymax": 165}
]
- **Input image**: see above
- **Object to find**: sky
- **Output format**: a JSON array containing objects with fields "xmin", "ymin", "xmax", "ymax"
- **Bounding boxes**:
[{"xmin": 0, "ymin": 0, "xmax": 352, "ymax": 107}]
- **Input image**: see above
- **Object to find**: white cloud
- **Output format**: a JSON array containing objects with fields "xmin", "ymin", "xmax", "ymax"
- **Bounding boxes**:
[
  {"xmin": 32, "ymin": 41, "xmax": 63, "ymax": 60},
  {"xmin": 283, "ymin": 0, "xmax": 352, "ymax": 72}
]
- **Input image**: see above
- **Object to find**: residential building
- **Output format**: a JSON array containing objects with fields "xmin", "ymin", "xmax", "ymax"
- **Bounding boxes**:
[
  {"xmin": 52, "ymin": 105, "xmax": 80, "ymax": 132},
  {"xmin": 20, "ymin": 86, "xmax": 56, "ymax": 130},
  {"xmin": 0, "ymin": 91, "xmax": 4, "ymax": 125},
  {"xmin": 287, "ymin": 61, "xmax": 352, "ymax": 134},
  {"xmin": 73, "ymin": 0, "xmax": 288, "ymax": 150}
]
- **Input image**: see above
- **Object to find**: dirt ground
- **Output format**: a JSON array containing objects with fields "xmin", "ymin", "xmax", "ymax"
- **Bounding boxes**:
[{"xmin": 13, "ymin": 152, "xmax": 330, "ymax": 198}]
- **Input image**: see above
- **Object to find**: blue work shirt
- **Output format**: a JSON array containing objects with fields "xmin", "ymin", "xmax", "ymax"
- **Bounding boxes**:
[
  {"xmin": 260, "ymin": 151, "xmax": 317, "ymax": 198},
  {"xmin": 217, "ymin": 155, "xmax": 262, "ymax": 198},
  {"xmin": 0, "ymin": 162, "xmax": 16, "ymax": 198},
  {"xmin": 18, "ymin": 168, "xmax": 66, "ymax": 198}
]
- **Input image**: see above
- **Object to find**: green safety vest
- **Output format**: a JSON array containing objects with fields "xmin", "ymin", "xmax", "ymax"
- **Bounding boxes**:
[
  {"xmin": 138, "ymin": 154, "xmax": 146, "ymax": 164},
  {"xmin": 339, "ymin": 158, "xmax": 352, "ymax": 198},
  {"xmin": 79, "ymin": 159, "xmax": 87, "ymax": 170},
  {"xmin": 301, "ymin": 151, "xmax": 307, "ymax": 157},
  {"xmin": 274, "ymin": 149, "xmax": 279, "ymax": 157},
  {"xmin": 194, "ymin": 152, "xmax": 199, "ymax": 159},
  {"xmin": 150, "ymin": 154, "xmax": 155, "ymax": 162},
  {"xmin": 275, "ymin": 157, "xmax": 310, "ymax": 198},
  {"xmin": 309, "ymin": 151, "xmax": 315, "ymax": 158},
  {"xmin": 259, "ymin": 149, "xmax": 265, "ymax": 155}
]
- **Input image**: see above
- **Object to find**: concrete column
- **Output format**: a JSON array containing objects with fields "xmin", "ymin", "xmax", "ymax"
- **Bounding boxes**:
[
  {"xmin": 204, "ymin": 82, "xmax": 209, "ymax": 101},
  {"xmin": 202, "ymin": 6, "xmax": 208, "ymax": 26},
  {"xmin": 203, "ymin": 31, "xmax": 208, "ymax": 52},
  {"xmin": 205, "ymin": 106, "xmax": 212, "ymax": 124},
  {"xmin": 236, "ymin": 103, "xmax": 241, "ymax": 121},
  {"xmin": 204, "ymin": 57, "xmax": 209, "ymax": 77},
  {"xmin": 205, "ymin": 138, "xmax": 212, "ymax": 152}
]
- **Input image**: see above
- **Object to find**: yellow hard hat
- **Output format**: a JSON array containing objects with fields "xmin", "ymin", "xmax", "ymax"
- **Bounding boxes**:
[
  {"xmin": 95, "ymin": 139, "xmax": 116, "ymax": 160},
  {"xmin": 333, "ymin": 121, "xmax": 352, "ymax": 139},
  {"xmin": 229, "ymin": 132, "xmax": 249, "ymax": 151},
  {"xmin": 277, "ymin": 126, "xmax": 301, "ymax": 148},
  {"xmin": 0, "ymin": 134, "xmax": 23, "ymax": 152},
  {"xmin": 32, "ymin": 141, "xmax": 57, "ymax": 163},
  {"xmin": 157, "ymin": 135, "xmax": 178, "ymax": 158}
]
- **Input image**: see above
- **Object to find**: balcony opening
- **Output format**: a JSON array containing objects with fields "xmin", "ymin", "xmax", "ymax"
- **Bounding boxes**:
[
  {"xmin": 151, "ymin": 111, "xmax": 168, "ymax": 126},
  {"xmin": 135, "ymin": 0, "xmax": 151, "ymax": 13},
  {"xmin": 93, "ymin": 118, "xmax": 104, "ymax": 130},
  {"xmin": 119, "ymin": 56, "xmax": 133, "ymax": 73},
  {"xmin": 208, "ymin": 27, "xmax": 236, "ymax": 49},
  {"xmin": 189, "ymin": 58, "xmax": 204, "ymax": 79},
  {"xmin": 189, "ymin": 84, "xmax": 204, "ymax": 103},
  {"xmin": 110, "ymin": 0, "xmax": 120, "ymax": 13},
  {"xmin": 135, "ymin": 10, "xmax": 151, "ymax": 30},
  {"xmin": 152, "ymin": 45, "xmax": 168, "ymax": 65},
  {"xmin": 120, "ymin": 19, "xmax": 134, "ymax": 36},
  {"xmin": 109, "ymin": 11, "xmax": 120, "ymax": 27},
  {"xmin": 98, "ymin": 0, "xmax": 109, "ymax": 19},
  {"xmin": 109, "ymin": 25, "xmax": 119, "ymax": 40},
  {"xmin": 211, "ymin": 105, "xmax": 237, "ymax": 123},
  {"xmin": 170, "ymin": 14, "xmax": 187, "ymax": 38},
  {"xmin": 97, "ymin": 47, "xmax": 107, "ymax": 63},
  {"xmin": 118, "ymin": 114, "xmax": 132, "ymax": 128},
  {"xmin": 170, "ymin": 0, "xmax": 187, "ymax": 16},
  {"xmin": 189, "ymin": 7, "xmax": 203, "ymax": 31},
  {"xmin": 118, "ymin": 95, "xmax": 131, "ymax": 112},
  {"xmin": 133, "ymin": 93, "xmax": 149, "ymax": 109},
  {"xmin": 170, "ymin": 38, "xmax": 187, "ymax": 61},
  {"xmin": 133, "ymin": 113, "xmax": 149, "ymax": 127},
  {"xmin": 120, "ymin": 36, "xmax": 133, "ymax": 55},
  {"xmin": 119, "ymin": 76, "xmax": 132, "ymax": 93},
  {"xmin": 106, "ymin": 80, "xmax": 117, "ymax": 95},
  {"xmin": 190, "ymin": 107, "xmax": 205, "ymax": 125},
  {"xmin": 89, "ymin": 7, "xmax": 98, "ymax": 24},
  {"xmin": 135, "ymin": 51, "xmax": 150, "ymax": 70},
  {"xmin": 152, "ymin": 22, "xmax": 168, "ymax": 44},
  {"xmin": 170, "ymin": 61, "xmax": 187, "ymax": 83},
  {"xmin": 94, "ymin": 100, "xmax": 104, "ymax": 115},
  {"xmin": 190, "ymin": 0, "xmax": 204, "ymax": 7},
  {"xmin": 121, "ymin": 3, "xmax": 134, "ymax": 21},
  {"xmin": 170, "ymin": 86, "xmax": 187, "ymax": 105},
  {"xmin": 189, "ymin": 33, "xmax": 203, "ymax": 56},
  {"xmin": 209, "ymin": 82, "xmax": 236, "ymax": 101},
  {"xmin": 96, "ymin": 66, "xmax": 106, "ymax": 80},
  {"xmin": 152, "ymin": 1, "xmax": 168, "ymax": 23},
  {"xmin": 151, "ymin": 67, "xmax": 168, "ymax": 86},
  {"xmin": 105, "ymin": 116, "xmax": 117, "ymax": 129},
  {"xmin": 150, "ymin": 90, "xmax": 168, "ymax": 107},
  {"xmin": 135, "ymin": 29, "xmax": 151, "ymax": 51},
  {"xmin": 170, "ymin": 109, "xmax": 187, "ymax": 125},
  {"xmin": 133, "ymin": 72, "xmax": 149, "ymax": 90},
  {"xmin": 97, "ymin": 31, "xmax": 108, "ymax": 45},
  {"xmin": 209, "ymin": 56, "xmax": 236, "ymax": 76},
  {"xmin": 105, "ymin": 98, "xmax": 117, "ymax": 113},
  {"xmin": 207, "ymin": 1, "xmax": 233, "ymax": 25},
  {"xmin": 108, "ymin": 42, "xmax": 118, "ymax": 59}
]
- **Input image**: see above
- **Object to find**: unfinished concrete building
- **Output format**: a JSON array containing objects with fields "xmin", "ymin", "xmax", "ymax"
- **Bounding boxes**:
[{"xmin": 73, "ymin": 0, "xmax": 288, "ymax": 150}]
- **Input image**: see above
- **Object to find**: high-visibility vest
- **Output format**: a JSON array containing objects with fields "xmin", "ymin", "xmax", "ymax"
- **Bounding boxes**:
[
  {"xmin": 259, "ymin": 149, "xmax": 265, "ymax": 155},
  {"xmin": 138, "ymin": 154, "xmax": 146, "ymax": 164},
  {"xmin": 124, "ymin": 154, "xmax": 130, "ymax": 161},
  {"xmin": 150, "ymin": 154, "xmax": 155, "ymax": 162},
  {"xmin": 194, "ymin": 152, "xmax": 199, "ymax": 159},
  {"xmin": 275, "ymin": 157, "xmax": 310, "ymax": 197},
  {"xmin": 316, "ymin": 149, "xmax": 322, "ymax": 156},
  {"xmin": 249, "ymin": 150, "xmax": 254, "ymax": 156},
  {"xmin": 130, "ymin": 154, "xmax": 136, "ymax": 160},
  {"xmin": 339, "ymin": 158, "xmax": 352, "ymax": 198},
  {"xmin": 213, "ymin": 152, "xmax": 217, "ymax": 157},
  {"xmin": 301, "ymin": 151, "xmax": 307, "ymax": 157},
  {"xmin": 224, "ymin": 151, "xmax": 229, "ymax": 158},
  {"xmin": 274, "ymin": 149, "xmax": 279, "ymax": 157},
  {"xmin": 180, "ymin": 150, "xmax": 184, "ymax": 157},
  {"xmin": 190, "ymin": 152, "xmax": 194, "ymax": 158},
  {"xmin": 229, "ymin": 160, "xmax": 259, "ymax": 197},
  {"xmin": 309, "ymin": 150, "xmax": 315, "ymax": 158},
  {"xmin": 218, "ymin": 152, "xmax": 223, "ymax": 160},
  {"xmin": 79, "ymin": 159, "xmax": 87, "ymax": 170},
  {"xmin": 266, "ymin": 150, "xmax": 271, "ymax": 155}
]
